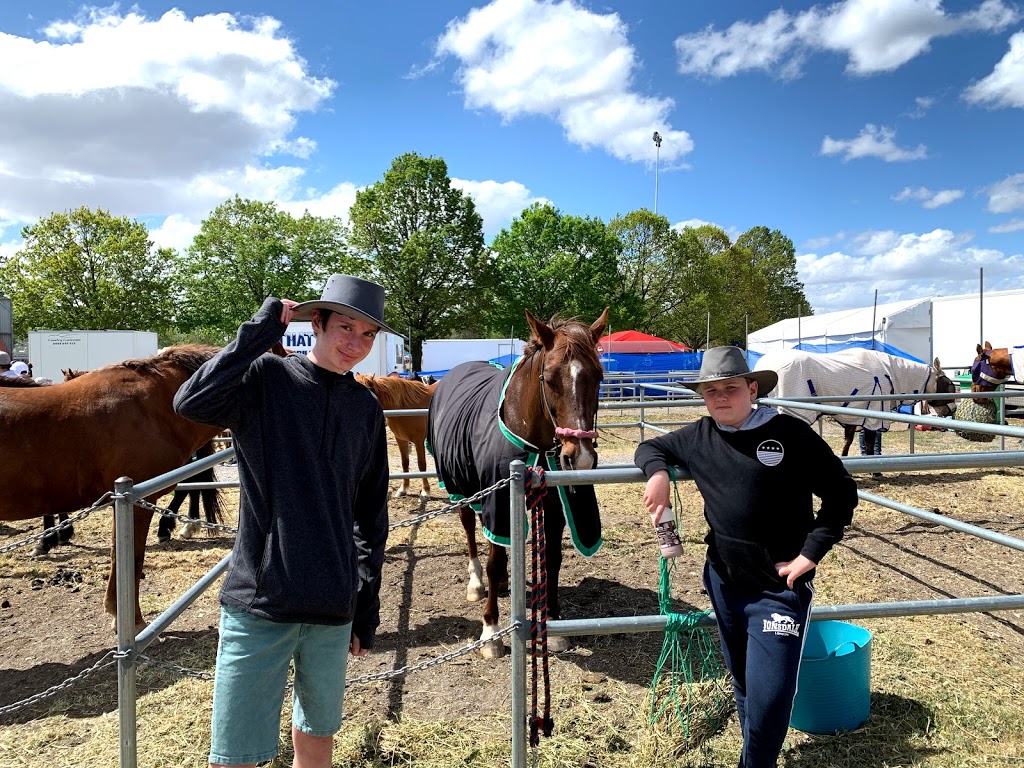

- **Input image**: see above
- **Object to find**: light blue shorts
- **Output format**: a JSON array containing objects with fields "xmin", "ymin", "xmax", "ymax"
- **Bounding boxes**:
[{"xmin": 209, "ymin": 604, "xmax": 353, "ymax": 766}]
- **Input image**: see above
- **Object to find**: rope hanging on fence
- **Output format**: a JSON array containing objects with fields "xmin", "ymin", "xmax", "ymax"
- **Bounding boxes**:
[
  {"xmin": 526, "ymin": 465, "xmax": 554, "ymax": 748},
  {"xmin": 645, "ymin": 470, "xmax": 730, "ymax": 751}
]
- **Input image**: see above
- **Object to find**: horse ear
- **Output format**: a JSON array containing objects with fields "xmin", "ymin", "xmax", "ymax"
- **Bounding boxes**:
[
  {"xmin": 977, "ymin": 343, "xmax": 984, "ymax": 355},
  {"xmin": 933, "ymin": 357, "xmax": 941, "ymax": 370},
  {"xmin": 525, "ymin": 309, "xmax": 556, "ymax": 349},
  {"xmin": 589, "ymin": 307, "xmax": 609, "ymax": 341},
  {"xmin": 984, "ymin": 341, "xmax": 993, "ymax": 351}
]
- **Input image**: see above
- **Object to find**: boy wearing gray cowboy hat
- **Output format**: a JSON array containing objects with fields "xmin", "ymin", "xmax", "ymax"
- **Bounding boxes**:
[
  {"xmin": 174, "ymin": 274, "xmax": 393, "ymax": 768},
  {"xmin": 635, "ymin": 346, "xmax": 857, "ymax": 768}
]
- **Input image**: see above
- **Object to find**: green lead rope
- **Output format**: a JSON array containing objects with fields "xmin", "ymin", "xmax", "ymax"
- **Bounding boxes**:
[{"xmin": 646, "ymin": 471, "xmax": 730, "ymax": 750}]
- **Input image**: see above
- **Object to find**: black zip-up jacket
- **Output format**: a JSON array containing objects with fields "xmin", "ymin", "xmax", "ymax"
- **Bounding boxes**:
[
  {"xmin": 635, "ymin": 413, "xmax": 857, "ymax": 590},
  {"xmin": 173, "ymin": 297, "xmax": 389, "ymax": 647}
]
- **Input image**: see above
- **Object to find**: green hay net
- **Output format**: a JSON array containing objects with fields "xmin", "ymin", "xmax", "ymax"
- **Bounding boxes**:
[{"xmin": 645, "ymin": 473, "xmax": 732, "ymax": 757}]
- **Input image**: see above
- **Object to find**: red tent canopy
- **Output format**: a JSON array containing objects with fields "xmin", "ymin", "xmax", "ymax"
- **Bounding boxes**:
[{"xmin": 598, "ymin": 330, "xmax": 691, "ymax": 353}]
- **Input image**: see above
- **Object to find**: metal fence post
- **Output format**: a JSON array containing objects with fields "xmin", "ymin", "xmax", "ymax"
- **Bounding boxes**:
[
  {"xmin": 509, "ymin": 460, "xmax": 527, "ymax": 768},
  {"xmin": 114, "ymin": 476, "xmax": 138, "ymax": 768}
]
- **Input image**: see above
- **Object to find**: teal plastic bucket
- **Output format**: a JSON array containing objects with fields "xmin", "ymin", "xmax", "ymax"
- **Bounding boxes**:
[{"xmin": 790, "ymin": 620, "xmax": 872, "ymax": 734}]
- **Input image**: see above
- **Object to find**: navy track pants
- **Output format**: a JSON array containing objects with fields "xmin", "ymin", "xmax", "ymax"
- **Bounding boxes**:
[{"xmin": 703, "ymin": 560, "xmax": 814, "ymax": 768}]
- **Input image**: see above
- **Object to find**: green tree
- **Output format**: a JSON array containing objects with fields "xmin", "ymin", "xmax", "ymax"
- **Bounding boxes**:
[
  {"xmin": 348, "ymin": 153, "xmax": 486, "ymax": 368},
  {"xmin": 174, "ymin": 196, "xmax": 360, "ymax": 343},
  {"xmin": 607, "ymin": 209, "xmax": 681, "ymax": 333},
  {"xmin": 735, "ymin": 226, "xmax": 810, "ymax": 322},
  {"xmin": 484, "ymin": 203, "xmax": 621, "ymax": 337},
  {"xmin": 660, "ymin": 224, "xmax": 734, "ymax": 348},
  {"xmin": 0, "ymin": 207, "xmax": 175, "ymax": 338}
]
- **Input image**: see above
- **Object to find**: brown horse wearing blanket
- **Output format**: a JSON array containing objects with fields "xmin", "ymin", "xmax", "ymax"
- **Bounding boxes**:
[
  {"xmin": 0, "ymin": 346, "xmax": 224, "ymax": 631},
  {"xmin": 356, "ymin": 374, "xmax": 438, "ymax": 498},
  {"xmin": 970, "ymin": 343, "xmax": 1014, "ymax": 403},
  {"xmin": 428, "ymin": 309, "xmax": 608, "ymax": 658}
]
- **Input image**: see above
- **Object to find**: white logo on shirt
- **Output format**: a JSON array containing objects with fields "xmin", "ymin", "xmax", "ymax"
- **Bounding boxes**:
[{"xmin": 756, "ymin": 439, "xmax": 784, "ymax": 466}]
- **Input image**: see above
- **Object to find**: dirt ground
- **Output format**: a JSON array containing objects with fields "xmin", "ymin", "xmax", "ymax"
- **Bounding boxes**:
[{"xmin": 1, "ymin": 411, "xmax": 1023, "ymax": 765}]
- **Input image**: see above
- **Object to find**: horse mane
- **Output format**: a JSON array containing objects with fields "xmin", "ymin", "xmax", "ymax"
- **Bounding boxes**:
[
  {"xmin": 118, "ymin": 344, "xmax": 221, "ymax": 376},
  {"xmin": 522, "ymin": 315, "xmax": 601, "ymax": 364},
  {"xmin": 356, "ymin": 373, "xmax": 434, "ymax": 408}
]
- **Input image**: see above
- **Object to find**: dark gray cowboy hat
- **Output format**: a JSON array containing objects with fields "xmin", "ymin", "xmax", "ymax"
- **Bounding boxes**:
[
  {"xmin": 291, "ymin": 274, "xmax": 401, "ymax": 336},
  {"xmin": 691, "ymin": 346, "xmax": 778, "ymax": 395}
]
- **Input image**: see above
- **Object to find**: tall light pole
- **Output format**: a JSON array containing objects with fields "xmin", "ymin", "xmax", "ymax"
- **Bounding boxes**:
[{"xmin": 652, "ymin": 131, "xmax": 662, "ymax": 215}]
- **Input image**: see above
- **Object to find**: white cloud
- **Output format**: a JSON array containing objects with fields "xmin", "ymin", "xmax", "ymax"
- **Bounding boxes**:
[
  {"xmin": 0, "ymin": 7, "xmax": 334, "ymax": 229},
  {"xmin": 797, "ymin": 227, "xmax": 1024, "ymax": 312},
  {"xmin": 986, "ymin": 172, "xmax": 1024, "ymax": 213},
  {"xmin": 892, "ymin": 186, "xmax": 964, "ymax": 208},
  {"xmin": 989, "ymin": 217, "xmax": 1024, "ymax": 233},
  {"xmin": 451, "ymin": 178, "xmax": 546, "ymax": 237},
  {"xmin": 435, "ymin": 0, "xmax": 693, "ymax": 165},
  {"xmin": 278, "ymin": 183, "xmax": 360, "ymax": 222},
  {"xmin": 149, "ymin": 214, "xmax": 202, "ymax": 254},
  {"xmin": 821, "ymin": 124, "xmax": 927, "ymax": 162},
  {"xmin": 673, "ymin": 218, "xmax": 714, "ymax": 231},
  {"xmin": 905, "ymin": 95, "xmax": 936, "ymax": 118},
  {"xmin": 964, "ymin": 31, "xmax": 1024, "ymax": 108},
  {"xmin": 676, "ymin": 0, "xmax": 1019, "ymax": 78}
]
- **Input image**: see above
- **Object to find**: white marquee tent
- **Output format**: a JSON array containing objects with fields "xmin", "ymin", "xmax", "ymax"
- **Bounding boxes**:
[{"xmin": 747, "ymin": 298, "xmax": 932, "ymax": 362}]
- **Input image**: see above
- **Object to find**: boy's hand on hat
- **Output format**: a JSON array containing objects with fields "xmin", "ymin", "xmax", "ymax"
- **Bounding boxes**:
[{"xmin": 279, "ymin": 299, "xmax": 298, "ymax": 325}]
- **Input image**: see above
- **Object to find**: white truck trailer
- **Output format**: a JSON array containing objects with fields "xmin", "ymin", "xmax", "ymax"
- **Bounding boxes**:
[
  {"xmin": 420, "ymin": 338, "xmax": 527, "ymax": 373},
  {"xmin": 282, "ymin": 322, "xmax": 405, "ymax": 376},
  {"xmin": 28, "ymin": 330, "xmax": 159, "ymax": 383},
  {"xmin": 931, "ymin": 288, "xmax": 1024, "ymax": 370}
]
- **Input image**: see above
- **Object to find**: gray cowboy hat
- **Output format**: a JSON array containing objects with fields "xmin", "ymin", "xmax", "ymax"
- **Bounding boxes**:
[
  {"xmin": 691, "ymin": 346, "xmax": 778, "ymax": 396},
  {"xmin": 0, "ymin": 351, "xmax": 10, "ymax": 367},
  {"xmin": 291, "ymin": 274, "xmax": 401, "ymax": 336}
]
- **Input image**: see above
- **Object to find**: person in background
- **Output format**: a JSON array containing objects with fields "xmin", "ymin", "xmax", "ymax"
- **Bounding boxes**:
[
  {"xmin": 10, "ymin": 361, "xmax": 30, "ymax": 377},
  {"xmin": 0, "ymin": 351, "xmax": 14, "ymax": 377},
  {"xmin": 173, "ymin": 273, "xmax": 394, "ymax": 768},
  {"xmin": 634, "ymin": 346, "xmax": 858, "ymax": 768}
]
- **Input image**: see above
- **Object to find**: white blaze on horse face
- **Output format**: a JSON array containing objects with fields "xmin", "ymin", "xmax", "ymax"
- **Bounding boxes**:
[{"xmin": 567, "ymin": 359, "xmax": 598, "ymax": 469}]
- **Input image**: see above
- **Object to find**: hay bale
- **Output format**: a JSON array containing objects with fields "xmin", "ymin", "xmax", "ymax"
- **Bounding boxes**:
[{"xmin": 953, "ymin": 399, "xmax": 997, "ymax": 442}]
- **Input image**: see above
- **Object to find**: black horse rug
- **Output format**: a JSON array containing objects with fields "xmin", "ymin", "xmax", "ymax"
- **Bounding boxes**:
[{"xmin": 426, "ymin": 360, "xmax": 602, "ymax": 556}]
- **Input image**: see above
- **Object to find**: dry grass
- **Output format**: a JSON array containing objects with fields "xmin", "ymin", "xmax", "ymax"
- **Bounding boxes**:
[{"xmin": 2, "ymin": 405, "xmax": 1024, "ymax": 767}]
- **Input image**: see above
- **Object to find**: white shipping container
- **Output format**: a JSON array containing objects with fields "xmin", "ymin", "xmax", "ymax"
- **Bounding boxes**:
[
  {"xmin": 282, "ymin": 322, "xmax": 405, "ymax": 377},
  {"xmin": 421, "ymin": 338, "xmax": 527, "ymax": 373},
  {"xmin": 28, "ymin": 330, "xmax": 159, "ymax": 383}
]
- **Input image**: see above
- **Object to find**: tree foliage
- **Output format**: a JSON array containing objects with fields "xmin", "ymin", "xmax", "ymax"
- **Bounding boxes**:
[
  {"xmin": 484, "ymin": 203, "xmax": 621, "ymax": 336},
  {"xmin": 607, "ymin": 209, "xmax": 680, "ymax": 333},
  {"xmin": 348, "ymin": 153, "xmax": 486, "ymax": 368},
  {"xmin": 0, "ymin": 207, "xmax": 175, "ymax": 337},
  {"xmin": 174, "ymin": 196, "xmax": 359, "ymax": 343}
]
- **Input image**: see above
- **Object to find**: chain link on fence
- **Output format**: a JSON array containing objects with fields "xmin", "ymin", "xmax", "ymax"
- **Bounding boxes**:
[
  {"xmin": 131, "ymin": 475, "xmax": 514, "ymax": 536},
  {"xmin": 0, "ymin": 650, "xmax": 124, "ymax": 717},
  {"xmin": 0, "ymin": 493, "xmax": 115, "ymax": 555}
]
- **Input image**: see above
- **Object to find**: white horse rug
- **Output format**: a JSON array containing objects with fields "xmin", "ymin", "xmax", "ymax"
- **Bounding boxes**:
[{"xmin": 754, "ymin": 348, "xmax": 939, "ymax": 432}]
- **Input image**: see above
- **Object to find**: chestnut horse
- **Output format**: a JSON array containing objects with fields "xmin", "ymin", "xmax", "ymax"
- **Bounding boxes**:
[
  {"xmin": 969, "ymin": 342, "xmax": 1014, "ymax": 403},
  {"xmin": 355, "ymin": 374, "xmax": 438, "ymax": 498},
  {"xmin": 428, "ymin": 309, "xmax": 608, "ymax": 658},
  {"xmin": 0, "ymin": 345, "xmax": 224, "ymax": 630}
]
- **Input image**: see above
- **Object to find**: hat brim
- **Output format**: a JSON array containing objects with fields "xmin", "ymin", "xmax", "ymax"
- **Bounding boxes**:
[
  {"xmin": 691, "ymin": 370, "xmax": 778, "ymax": 396},
  {"xmin": 290, "ymin": 300, "xmax": 402, "ymax": 337}
]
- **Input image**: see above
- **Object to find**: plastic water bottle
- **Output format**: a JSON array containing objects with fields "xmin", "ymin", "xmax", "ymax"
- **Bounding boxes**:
[{"xmin": 651, "ymin": 505, "xmax": 683, "ymax": 558}]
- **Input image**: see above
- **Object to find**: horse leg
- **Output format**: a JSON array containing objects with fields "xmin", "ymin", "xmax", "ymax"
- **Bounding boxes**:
[
  {"xmin": 32, "ymin": 514, "xmax": 60, "ymax": 556},
  {"xmin": 105, "ymin": 505, "xmax": 156, "ymax": 633},
  {"xmin": 57, "ymin": 512, "xmax": 74, "ymax": 545},
  {"xmin": 841, "ymin": 425, "xmax": 855, "ymax": 457},
  {"xmin": 396, "ymin": 440, "xmax": 411, "ymax": 497},
  {"xmin": 461, "ymin": 506, "xmax": 486, "ymax": 602},
  {"xmin": 158, "ymin": 489, "xmax": 187, "ymax": 543},
  {"xmin": 544, "ymin": 502, "xmax": 570, "ymax": 653},
  {"xmin": 480, "ymin": 541, "xmax": 508, "ymax": 659},
  {"xmin": 415, "ymin": 440, "xmax": 430, "ymax": 498},
  {"xmin": 179, "ymin": 490, "xmax": 201, "ymax": 540}
]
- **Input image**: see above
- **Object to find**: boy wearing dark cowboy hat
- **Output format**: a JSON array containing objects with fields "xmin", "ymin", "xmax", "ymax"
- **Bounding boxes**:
[
  {"xmin": 635, "ymin": 346, "xmax": 857, "ymax": 768},
  {"xmin": 175, "ymin": 274, "xmax": 395, "ymax": 768}
]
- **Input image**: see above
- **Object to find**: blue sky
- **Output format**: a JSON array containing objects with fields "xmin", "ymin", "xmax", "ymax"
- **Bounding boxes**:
[{"xmin": 0, "ymin": 0, "xmax": 1022, "ymax": 318}]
